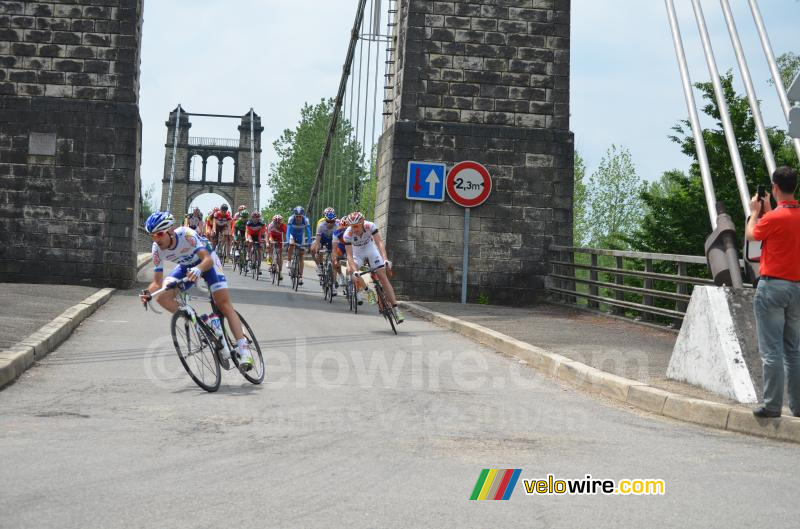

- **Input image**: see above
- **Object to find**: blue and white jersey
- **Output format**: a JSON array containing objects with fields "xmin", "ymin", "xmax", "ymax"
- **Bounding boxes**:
[
  {"xmin": 316, "ymin": 218, "xmax": 338, "ymax": 240},
  {"xmin": 152, "ymin": 227, "xmax": 213, "ymax": 273},
  {"xmin": 286, "ymin": 215, "xmax": 312, "ymax": 241}
]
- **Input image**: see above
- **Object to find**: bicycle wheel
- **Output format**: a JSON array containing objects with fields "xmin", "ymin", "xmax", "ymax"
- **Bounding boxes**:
[
  {"xmin": 222, "ymin": 311, "xmax": 265, "ymax": 384},
  {"xmin": 292, "ymin": 254, "xmax": 300, "ymax": 291},
  {"xmin": 375, "ymin": 286, "xmax": 397, "ymax": 335},
  {"xmin": 171, "ymin": 310, "xmax": 221, "ymax": 392},
  {"xmin": 326, "ymin": 265, "xmax": 334, "ymax": 303}
]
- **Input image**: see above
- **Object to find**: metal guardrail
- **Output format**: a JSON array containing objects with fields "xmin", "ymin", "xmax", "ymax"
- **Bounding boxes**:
[
  {"xmin": 188, "ymin": 137, "xmax": 240, "ymax": 148},
  {"xmin": 546, "ymin": 245, "xmax": 735, "ymax": 326}
]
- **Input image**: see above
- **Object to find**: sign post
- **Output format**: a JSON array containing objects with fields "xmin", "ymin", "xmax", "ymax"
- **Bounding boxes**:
[{"xmin": 446, "ymin": 161, "xmax": 492, "ymax": 304}]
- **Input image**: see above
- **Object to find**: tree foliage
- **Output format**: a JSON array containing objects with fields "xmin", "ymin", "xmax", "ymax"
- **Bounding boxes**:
[
  {"xmin": 576, "ymin": 145, "xmax": 646, "ymax": 249},
  {"xmin": 266, "ymin": 99, "xmax": 367, "ymax": 219},
  {"xmin": 634, "ymin": 72, "xmax": 798, "ymax": 255},
  {"xmin": 769, "ymin": 52, "xmax": 800, "ymax": 89},
  {"xmin": 572, "ymin": 151, "xmax": 588, "ymax": 246}
]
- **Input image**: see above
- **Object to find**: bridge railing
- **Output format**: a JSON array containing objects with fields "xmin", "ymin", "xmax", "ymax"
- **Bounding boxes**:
[
  {"xmin": 187, "ymin": 137, "xmax": 240, "ymax": 148},
  {"xmin": 546, "ymin": 245, "xmax": 726, "ymax": 326}
]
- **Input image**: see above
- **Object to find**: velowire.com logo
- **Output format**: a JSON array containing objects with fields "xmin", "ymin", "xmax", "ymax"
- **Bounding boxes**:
[{"xmin": 469, "ymin": 469, "xmax": 522, "ymax": 500}]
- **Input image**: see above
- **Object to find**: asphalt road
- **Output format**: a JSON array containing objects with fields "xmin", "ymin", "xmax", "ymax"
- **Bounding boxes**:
[{"xmin": 1, "ymin": 263, "xmax": 798, "ymax": 528}]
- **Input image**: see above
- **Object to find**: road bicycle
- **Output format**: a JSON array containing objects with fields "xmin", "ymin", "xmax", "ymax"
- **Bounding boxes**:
[
  {"xmin": 344, "ymin": 269, "xmax": 357, "ymax": 313},
  {"xmin": 142, "ymin": 278, "xmax": 265, "ymax": 391},
  {"xmin": 249, "ymin": 240, "xmax": 263, "ymax": 280},
  {"xmin": 215, "ymin": 233, "xmax": 231, "ymax": 267},
  {"xmin": 319, "ymin": 249, "xmax": 335, "ymax": 303},
  {"xmin": 354, "ymin": 267, "xmax": 399, "ymax": 334},
  {"xmin": 268, "ymin": 244, "xmax": 283, "ymax": 285},
  {"xmin": 288, "ymin": 244, "xmax": 308, "ymax": 292},
  {"xmin": 233, "ymin": 239, "xmax": 247, "ymax": 274}
]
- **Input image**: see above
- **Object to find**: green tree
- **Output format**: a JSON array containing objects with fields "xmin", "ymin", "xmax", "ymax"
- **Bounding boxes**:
[
  {"xmin": 140, "ymin": 182, "xmax": 157, "ymax": 223},
  {"xmin": 581, "ymin": 145, "xmax": 646, "ymax": 249},
  {"xmin": 634, "ymin": 72, "xmax": 798, "ymax": 255},
  {"xmin": 572, "ymin": 151, "xmax": 588, "ymax": 246},
  {"xmin": 769, "ymin": 52, "xmax": 800, "ymax": 88},
  {"xmin": 267, "ymin": 99, "xmax": 366, "ymax": 218}
]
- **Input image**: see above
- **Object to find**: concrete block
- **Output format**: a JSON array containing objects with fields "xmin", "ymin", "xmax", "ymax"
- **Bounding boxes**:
[
  {"xmin": 626, "ymin": 385, "xmax": 670, "ymax": 414},
  {"xmin": 662, "ymin": 395, "xmax": 731, "ymax": 429},
  {"xmin": 599, "ymin": 372, "xmax": 641, "ymax": 402},
  {"xmin": 668, "ymin": 287, "xmax": 758, "ymax": 403}
]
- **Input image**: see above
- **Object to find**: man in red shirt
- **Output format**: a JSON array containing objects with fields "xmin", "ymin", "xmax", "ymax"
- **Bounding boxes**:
[{"xmin": 746, "ymin": 165, "xmax": 800, "ymax": 418}]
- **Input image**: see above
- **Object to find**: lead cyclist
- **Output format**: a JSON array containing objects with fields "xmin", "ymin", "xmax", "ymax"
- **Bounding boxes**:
[{"xmin": 139, "ymin": 211, "xmax": 254, "ymax": 369}]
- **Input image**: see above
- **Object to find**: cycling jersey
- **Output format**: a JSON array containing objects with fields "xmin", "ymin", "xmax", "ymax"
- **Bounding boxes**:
[
  {"xmin": 214, "ymin": 210, "xmax": 232, "ymax": 230},
  {"xmin": 152, "ymin": 227, "xmax": 227, "ymax": 292},
  {"xmin": 186, "ymin": 213, "xmax": 202, "ymax": 230},
  {"xmin": 332, "ymin": 226, "xmax": 347, "ymax": 256},
  {"xmin": 268, "ymin": 221, "xmax": 287, "ymax": 245},
  {"xmin": 246, "ymin": 220, "xmax": 267, "ymax": 241},
  {"xmin": 344, "ymin": 221, "xmax": 384, "ymax": 270},
  {"xmin": 316, "ymin": 218, "xmax": 337, "ymax": 241},
  {"xmin": 343, "ymin": 221, "xmax": 379, "ymax": 248},
  {"xmin": 287, "ymin": 215, "xmax": 312, "ymax": 245}
]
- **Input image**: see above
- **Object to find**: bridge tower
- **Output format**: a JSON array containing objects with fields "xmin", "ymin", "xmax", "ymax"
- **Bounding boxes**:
[
  {"xmin": 159, "ymin": 107, "xmax": 263, "ymax": 215},
  {"xmin": 375, "ymin": 0, "xmax": 573, "ymax": 304}
]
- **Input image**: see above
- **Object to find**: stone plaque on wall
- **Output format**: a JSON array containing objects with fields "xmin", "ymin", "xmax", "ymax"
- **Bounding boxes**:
[{"xmin": 29, "ymin": 133, "xmax": 57, "ymax": 156}]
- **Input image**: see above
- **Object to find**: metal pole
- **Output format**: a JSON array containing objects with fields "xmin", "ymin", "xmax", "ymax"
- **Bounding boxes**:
[
  {"xmin": 720, "ymin": 0, "xmax": 776, "ymax": 176},
  {"xmin": 166, "ymin": 104, "xmax": 181, "ymax": 213},
  {"xmin": 691, "ymin": 0, "xmax": 751, "ymax": 219},
  {"xmin": 665, "ymin": 0, "xmax": 718, "ymax": 229},
  {"xmin": 250, "ymin": 108, "xmax": 257, "ymax": 212},
  {"xmin": 461, "ymin": 208, "xmax": 470, "ymax": 304},
  {"xmin": 748, "ymin": 0, "xmax": 800, "ymax": 161}
]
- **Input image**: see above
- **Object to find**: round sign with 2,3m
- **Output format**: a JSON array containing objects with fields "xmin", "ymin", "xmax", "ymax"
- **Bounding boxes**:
[{"xmin": 446, "ymin": 161, "xmax": 492, "ymax": 208}]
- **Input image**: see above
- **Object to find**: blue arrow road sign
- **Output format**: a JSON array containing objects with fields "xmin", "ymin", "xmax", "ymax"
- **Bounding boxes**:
[{"xmin": 406, "ymin": 161, "xmax": 446, "ymax": 202}]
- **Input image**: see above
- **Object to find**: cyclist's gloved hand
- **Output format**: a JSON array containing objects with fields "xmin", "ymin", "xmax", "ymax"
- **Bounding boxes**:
[
  {"xmin": 140, "ymin": 289, "xmax": 151, "ymax": 303},
  {"xmin": 187, "ymin": 266, "xmax": 202, "ymax": 282}
]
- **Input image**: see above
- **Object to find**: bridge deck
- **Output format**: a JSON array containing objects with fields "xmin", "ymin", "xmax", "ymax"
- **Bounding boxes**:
[{"xmin": 416, "ymin": 301, "xmax": 741, "ymax": 405}]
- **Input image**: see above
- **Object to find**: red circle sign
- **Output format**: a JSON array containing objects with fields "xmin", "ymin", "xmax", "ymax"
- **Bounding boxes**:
[{"xmin": 446, "ymin": 161, "xmax": 492, "ymax": 207}]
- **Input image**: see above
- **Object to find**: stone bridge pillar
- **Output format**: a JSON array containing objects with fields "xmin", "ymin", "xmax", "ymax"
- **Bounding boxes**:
[
  {"xmin": 0, "ymin": 0, "xmax": 144, "ymax": 288},
  {"xmin": 375, "ymin": 0, "xmax": 573, "ymax": 304}
]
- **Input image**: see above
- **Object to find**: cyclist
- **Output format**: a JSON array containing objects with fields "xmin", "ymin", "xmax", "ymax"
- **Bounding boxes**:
[
  {"xmin": 245, "ymin": 211, "xmax": 268, "ymax": 272},
  {"xmin": 343, "ymin": 211, "xmax": 404, "ymax": 322},
  {"xmin": 140, "ymin": 211, "xmax": 253, "ymax": 369},
  {"xmin": 205, "ymin": 207, "xmax": 219, "ymax": 245},
  {"xmin": 266, "ymin": 214, "xmax": 287, "ymax": 281},
  {"xmin": 185, "ymin": 206, "xmax": 204, "ymax": 234},
  {"xmin": 310, "ymin": 207, "xmax": 339, "ymax": 294},
  {"xmin": 286, "ymin": 206, "xmax": 312, "ymax": 286},
  {"xmin": 332, "ymin": 216, "xmax": 350, "ymax": 298},
  {"xmin": 233, "ymin": 209, "xmax": 249, "ymax": 262},
  {"xmin": 213, "ymin": 204, "xmax": 233, "ymax": 258}
]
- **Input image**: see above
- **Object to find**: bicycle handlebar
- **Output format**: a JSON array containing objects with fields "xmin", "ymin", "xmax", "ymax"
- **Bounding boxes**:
[{"xmin": 141, "ymin": 277, "xmax": 192, "ymax": 311}]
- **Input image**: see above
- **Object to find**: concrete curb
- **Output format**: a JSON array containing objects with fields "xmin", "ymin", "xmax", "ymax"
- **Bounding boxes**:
[
  {"xmin": 0, "ymin": 253, "xmax": 151, "ymax": 390},
  {"xmin": 400, "ymin": 301, "xmax": 800, "ymax": 444}
]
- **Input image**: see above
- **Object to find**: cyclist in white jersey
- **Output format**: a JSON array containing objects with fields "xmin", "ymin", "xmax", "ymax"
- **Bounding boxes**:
[
  {"xmin": 139, "ymin": 211, "xmax": 254, "ymax": 369},
  {"xmin": 343, "ymin": 211, "xmax": 404, "ymax": 323}
]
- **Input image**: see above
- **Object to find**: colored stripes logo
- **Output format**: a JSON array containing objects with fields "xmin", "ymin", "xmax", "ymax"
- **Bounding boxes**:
[{"xmin": 470, "ymin": 469, "xmax": 522, "ymax": 500}]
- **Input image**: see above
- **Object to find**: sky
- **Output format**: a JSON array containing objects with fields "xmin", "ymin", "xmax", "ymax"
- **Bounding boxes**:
[{"xmin": 138, "ymin": 0, "xmax": 798, "ymax": 214}]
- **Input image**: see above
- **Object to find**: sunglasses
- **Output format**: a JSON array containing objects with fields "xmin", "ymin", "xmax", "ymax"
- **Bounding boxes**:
[{"xmin": 151, "ymin": 230, "xmax": 167, "ymax": 238}]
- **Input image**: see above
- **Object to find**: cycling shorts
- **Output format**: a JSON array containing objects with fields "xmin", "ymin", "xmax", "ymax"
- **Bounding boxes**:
[
  {"xmin": 233, "ymin": 227, "xmax": 246, "ymax": 241},
  {"xmin": 168, "ymin": 254, "xmax": 228, "ymax": 293},
  {"xmin": 288, "ymin": 230, "xmax": 307, "ymax": 245},
  {"xmin": 352, "ymin": 244, "xmax": 384, "ymax": 270}
]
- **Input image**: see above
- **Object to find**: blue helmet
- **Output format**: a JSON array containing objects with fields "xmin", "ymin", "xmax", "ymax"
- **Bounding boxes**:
[
  {"xmin": 145, "ymin": 211, "xmax": 175, "ymax": 233},
  {"xmin": 323, "ymin": 207, "xmax": 336, "ymax": 221},
  {"xmin": 292, "ymin": 206, "xmax": 305, "ymax": 216}
]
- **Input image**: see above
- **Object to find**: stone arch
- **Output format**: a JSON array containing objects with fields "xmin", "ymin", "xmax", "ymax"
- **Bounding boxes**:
[{"xmin": 186, "ymin": 187, "xmax": 234, "ymax": 212}]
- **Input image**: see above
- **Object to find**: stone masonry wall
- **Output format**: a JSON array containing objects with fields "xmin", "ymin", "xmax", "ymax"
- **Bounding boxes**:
[
  {"xmin": 0, "ymin": 1, "xmax": 143, "ymax": 288},
  {"xmin": 375, "ymin": 0, "xmax": 573, "ymax": 304}
]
